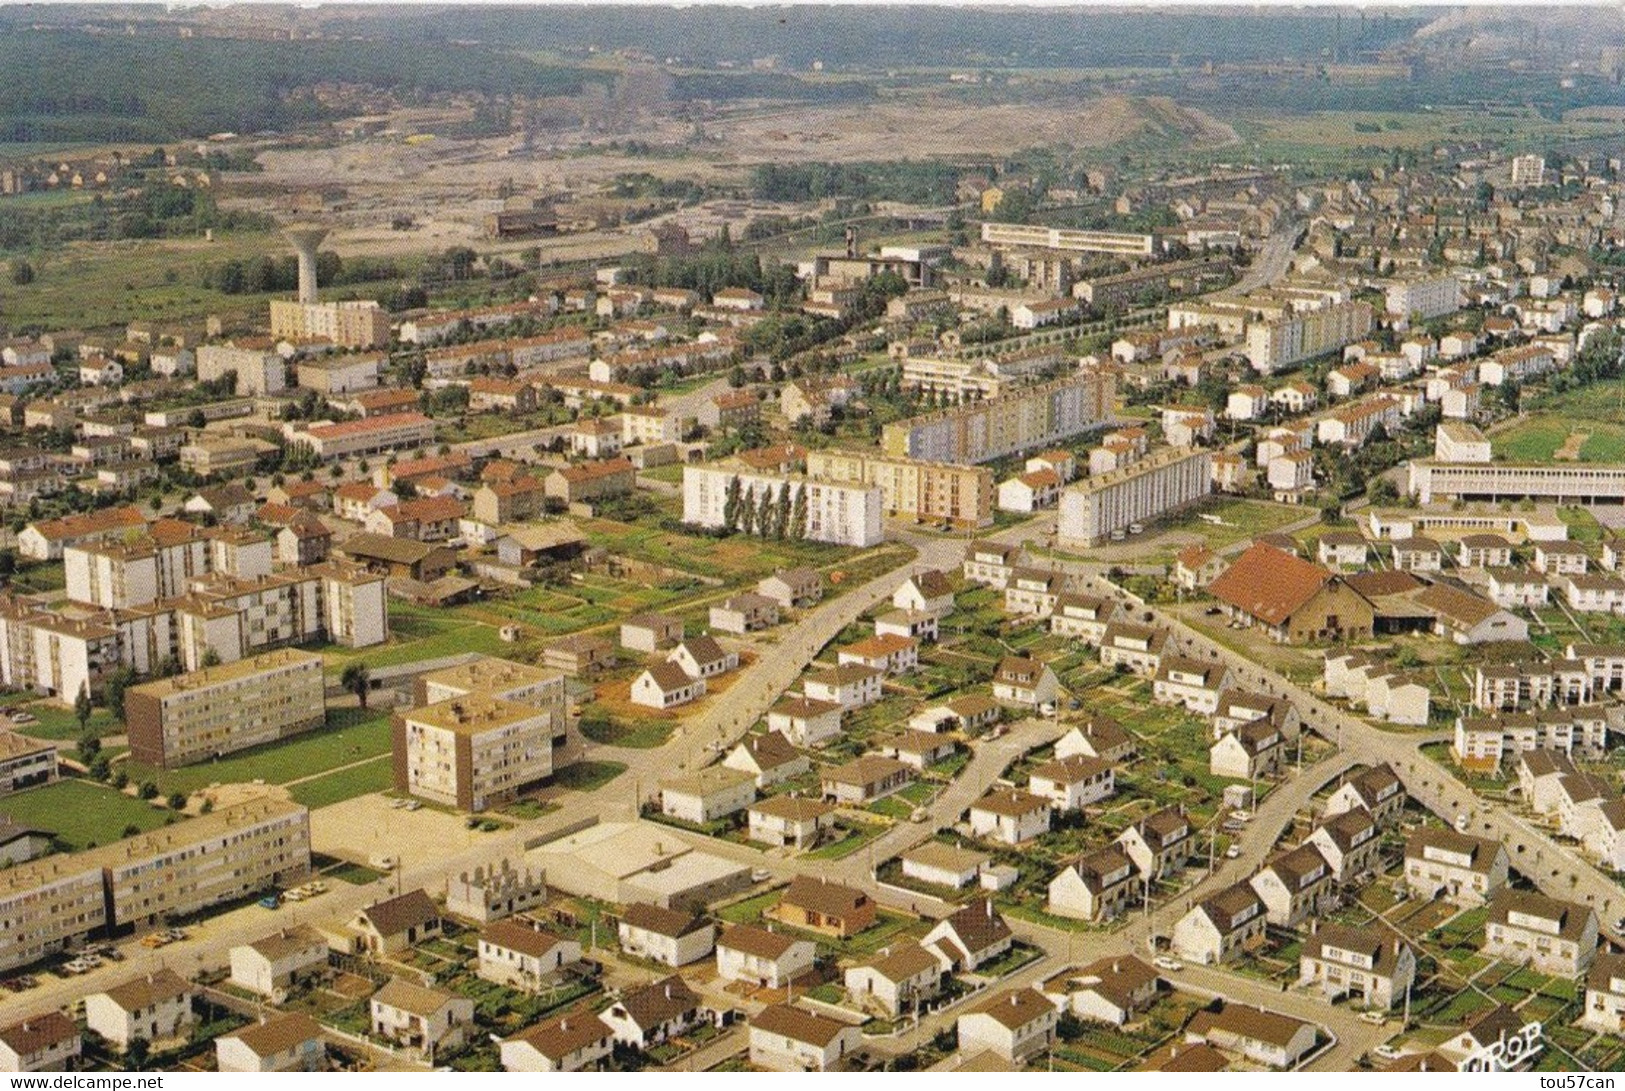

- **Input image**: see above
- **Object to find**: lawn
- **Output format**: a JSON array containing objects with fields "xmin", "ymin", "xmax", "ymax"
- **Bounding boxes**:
[
  {"xmin": 4, "ymin": 698, "xmax": 119, "ymax": 742},
  {"xmin": 1, "ymin": 778, "xmax": 169, "ymax": 850},
  {"xmin": 122, "ymin": 708, "xmax": 394, "ymax": 797},
  {"xmin": 1493, "ymin": 414, "xmax": 1625, "ymax": 463},
  {"xmin": 579, "ymin": 715, "xmax": 674, "ymax": 750},
  {"xmin": 320, "ymin": 603, "xmax": 512, "ymax": 675},
  {"xmin": 288, "ymin": 756, "xmax": 394, "ymax": 809},
  {"xmin": 552, "ymin": 760, "xmax": 628, "ymax": 792}
]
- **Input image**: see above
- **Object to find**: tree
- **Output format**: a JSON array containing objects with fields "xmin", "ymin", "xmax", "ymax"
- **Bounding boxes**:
[
  {"xmin": 341, "ymin": 662, "xmax": 371, "ymax": 710},
  {"xmin": 738, "ymin": 488, "xmax": 757, "ymax": 535},
  {"xmin": 73, "ymin": 684, "xmax": 93, "ymax": 733},
  {"xmin": 126, "ymin": 1038, "xmax": 151, "ymax": 1071},
  {"xmin": 138, "ymin": 781, "xmax": 159, "ymax": 800},
  {"xmin": 755, "ymin": 487, "xmax": 774, "ymax": 539},
  {"xmin": 200, "ymin": 648, "xmax": 222, "ymax": 668},
  {"xmin": 722, "ymin": 475, "xmax": 743, "ymax": 534},
  {"xmin": 103, "ymin": 665, "xmax": 136, "ymax": 720},
  {"xmin": 167, "ymin": 791, "xmax": 187, "ymax": 811},
  {"xmin": 79, "ymin": 732, "xmax": 101, "ymax": 760},
  {"xmin": 774, "ymin": 482, "xmax": 792, "ymax": 540},
  {"xmin": 789, "ymin": 487, "xmax": 808, "ymax": 541}
]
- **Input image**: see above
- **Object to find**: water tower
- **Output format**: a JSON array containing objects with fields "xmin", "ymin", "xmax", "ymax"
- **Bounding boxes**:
[{"xmin": 283, "ymin": 225, "xmax": 329, "ymax": 304}]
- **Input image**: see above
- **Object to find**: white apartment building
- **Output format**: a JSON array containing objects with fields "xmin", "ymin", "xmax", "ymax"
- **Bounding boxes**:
[
  {"xmin": 1245, "ymin": 301, "xmax": 1374, "ymax": 374},
  {"xmin": 880, "ymin": 373, "xmax": 1114, "ymax": 465},
  {"xmin": 124, "ymin": 649, "xmax": 326, "ymax": 769},
  {"xmin": 682, "ymin": 465, "xmax": 884, "ymax": 547},
  {"xmin": 1057, "ymin": 447, "xmax": 1212, "ymax": 546},
  {"xmin": 394, "ymin": 694, "xmax": 554, "ymax": 813},
  {"xmin": 1386, "ymin": 275, "xmax": 1462, "ymax": 321}
]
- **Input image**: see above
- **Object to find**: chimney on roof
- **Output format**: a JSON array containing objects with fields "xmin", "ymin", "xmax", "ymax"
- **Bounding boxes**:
[{"xmin": 664, "ymin": 983, "xmax": 672, "ymax": 1000}]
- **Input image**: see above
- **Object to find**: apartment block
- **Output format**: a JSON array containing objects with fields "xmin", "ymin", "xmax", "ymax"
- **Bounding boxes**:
[
  {"xmin": 1245, "ymin": 301, "xmax": 1374, "ymax": 374},
  {"xmin": 804, "ymin": 449, "xmax": 995, "ymax": 528},
  {"xmin": 269, "ymin": 299, "xmax": 390, "ymax": 350},
  {"xmin": 881, "ymin": 372, "xmax": 1115, "ymax": 464},
  {"xmin": 393, "ymin": 694, "xmax": 554, "ymax": 812},
  {"xmin": 682, "ymin": 464, "xmax": 884, "ymax": 547},
  {"xmin": 1386, "ymin": 275, "xmax": 1462, "ymax": 321},
  {"xmin": 124, "ymin": 649, "xmax": 326, "ymax": 769},
  {"xmin": 1058, "ymin": 448, "xmax": 1212, "ymax": 546}
]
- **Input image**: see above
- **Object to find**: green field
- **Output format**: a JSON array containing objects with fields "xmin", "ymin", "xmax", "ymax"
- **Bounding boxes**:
[
  {"xmin": 319, "ymin": 603, "xmax": 510, "ymax": 674},
  {"xmin": 0, "ymin": 696, "xmax": 118, "ymax": 742},
  {"xmin": 0, "ymin": 778, "xmax": 170, "ymax": 850},
  {"xmin": 1493, "ymin": 415, "xmax": 1625, "ymax": 463},
  {"xmin": 287, "ymin": 756, "xmax": 394, "ymax": 809},
  {"xmin": 121, "ymin": 708, "xmax": 393, "ymax": 797}
]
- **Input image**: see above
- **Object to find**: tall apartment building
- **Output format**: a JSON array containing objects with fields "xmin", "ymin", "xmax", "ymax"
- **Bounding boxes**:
[
  {"xmin": 196, "ymin": 345, "xmax": 286, "ymax": 396},
  {"xmin": 1510, "ymin": 154, "xmax": 1547, "ymax": 187},
  {"xmin": 102, "ymin": 799, "xmax": 311, "ymax": 931},
  {"xmin": 0, "ymin": 799, "xmax": 310, "ymax": 971},
  {"xmin": 1058, "ymin": 448, "xmax": 1213, "ymax": 546},
  {"xmin": 417, "ymin": 656, "xmax": 569, "ymax": 752},
  {"xmin": 980, "ymin": 222, "xmax": 1156, "ymax": 257},
  {"xmin": 392, "ymin": 694, "xmax": 554, "ymax": 812},
  {"xmin": 899, "ymin": 351, "xmax": 1055, "ymax": 403},
  {"xmin": 124, "ymin": 649, "xmax": 326, "ymax": 769},
  {"xmin": 64, "ymin": 522, "xmax": 272, "ymax": 610},
  {"xmin": 804, "ymin": 450, "xmax": 995, "ymax": 528},
  {"xmin": 269, "ymin": 299, "xmax": 390, "ymax": 350},
  {"xmin": 0, "ymin": 561, "xmax": 385, "ymax": 704},
  {"xmin": 1385, "ymin": 275, "xmax": 1462, "ymax": 320},
  {"xmin": 881, "ymin": 372, "xmax": 1115, "ymax": 465},
  {"xmin": 1408, "ymin": 461, "xmax": 1625, "ymax": 506},
  {"xmin": 1244, "ymin": 301, "xmax": 1374, "ymax": 374},
  {"xmin": 682, "ymin": 465, "xmax": 884, "ymax": 547}
]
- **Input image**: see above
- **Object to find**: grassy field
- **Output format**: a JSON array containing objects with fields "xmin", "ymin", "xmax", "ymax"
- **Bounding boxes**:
[
  {"xmin": 1493, "ymin": 414, "xmax": 1625, "ymax": 463},
  {"xmin": 0, "ymin": 778, "xmax": 170, "ymax": 850},
  {"xmin": 319, "ymin": 602, "xmax": 511, "ymax": 675},
  {"xmin": 552, "ymin": 760, "xmax": 627, "ymax": 792},
  {"xmin": 287, "ymin": 756, "xmax": 394, "ymax": 810},
  {"xmin": 0, "ymin": 695, "xmax": 118, "ymax": 742},
  {"xmin": 121, "ymin": 708, "xmax": 393, "ymax": 797}
]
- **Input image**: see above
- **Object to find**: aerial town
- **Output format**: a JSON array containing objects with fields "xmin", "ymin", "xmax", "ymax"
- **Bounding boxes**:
[{"xmin": 1, "ymin": 2, "xmax": 1624, "ymax": 1076}]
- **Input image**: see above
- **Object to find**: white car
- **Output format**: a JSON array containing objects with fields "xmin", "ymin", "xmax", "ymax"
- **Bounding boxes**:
[
  {"xmin": 1225, "ymin": 844, "xmax": 1242, "ymax": 859},
  {"xmin": 1152, "ymin": 956, "xmax": 1183, "ymax": 972},
  {"xmin": 1373, "ymin": 1044, "xmax": 1402, "ymax": 1061},
  {"xmin": 1358, "ymin": 1011, "xmax": 1386, "ymax": 1026},
  {"xmin": 1229, "ymin": 810, "xmax": 1252, "ymax": 822}
]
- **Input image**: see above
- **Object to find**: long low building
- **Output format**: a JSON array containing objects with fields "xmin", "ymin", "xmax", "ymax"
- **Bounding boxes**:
[
  {"xmin": 284, "ymin": 412, "xmax": 437, "ymax": 462},
  {"xmin": 124, "ymin": 649, "xmax": 326, "ymax": 769},
  {"xmin": 1409, "ymin": 460, "xmax": 1625, "ymax": 506},
  {"xmin": 981, "ymin": 222, "xmax": 1156, "ymax": 257},
  {"xmin": 804, "ymin": 449, "xmax": 994, "ymax": 528},
  {"xmin": 881, "ymin": 372, "xmax": 1115, "ymax": 465},
  {"xmin": 0, "ymin": 798, "xmax": 310, "ymax": 972},
  {"xmin": 1058, "ymin": 448, "xmax": 1212, "ymax": 546},
  {"xmin": 681, "ymin": 465, "xmax": 884, "ymax": 547}
]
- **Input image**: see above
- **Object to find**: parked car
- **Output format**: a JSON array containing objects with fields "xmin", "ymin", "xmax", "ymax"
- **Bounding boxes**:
[
  {"xmin": 1373, "ymin": 1044, "xmax": 1402, "ymax": 1061},
  {"xmin": 1225, "ymin": 844, "xmax": 1242, "ymax": 859},
  {"xmin": 1152, "ymin": 956, "xmax": 1183, "ymax": 972},
  {"xmin": 1359, "ymin": 1011, "xmax": 1387, "ymax": 1026}
]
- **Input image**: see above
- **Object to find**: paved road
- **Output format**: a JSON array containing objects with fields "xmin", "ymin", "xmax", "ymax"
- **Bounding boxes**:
[{"xmin": 1232, "ymin": 218, "xmax": 1303, "ymax": 295}]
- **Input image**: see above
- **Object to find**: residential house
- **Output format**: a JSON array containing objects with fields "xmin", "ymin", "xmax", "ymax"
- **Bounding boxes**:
[
  {"xmin": 1116, "ymin": 807, "xmax": 1194, "ymax": 881},
  {"xmin": 601, "ymin": 975, "xmax": 704, "ymax": 1052},
  {"xmin": 1481, "ymin": 891, "xmax": 1598, "ymax": 976},
  {"xmin": 1404, "ymin": 829, "xmax": 1509, "ymax": 905},
  {"xmin": 1249, "ymin": 843, "xmax": 1333, "ymax": 927},
  {"xmin": 766, "ymin": 696, "xmax": 843, "ymax": 748},
  {"xmin": 1048, "ymin": 845, "xmax": 1139, "ymax": 923},
  {"xmin": 845, "ymin": 943, "xmax": 945, "ymax": 1018},
  {"xmin": 1299, "ymin": 924, "xmax": 1416, "ymax": 1011},
  {"xmin": 477, "ymin": 918, "xmax": 582, "ymax": 992},
  {"xmin": 723, "ymin": 731, "xmax": 808, "ymax": 789},
  {"xmin": 668, "ymin": 636, "xmax": 738, "ymax": 680},
  {"xmin": 955, "ymin": 988, "xmax": 1060, "ymax": 1063},
  {"xmin": 1185, "ymin": 1004, "xmax": 1317, "ymax": 1070},
  {"xmin": 709, "ymin": 592, "xmax": 780, "ymax": 635},
  {"xmin": 747, "ymin": 795, "xmax": 837, "ymax": 850},
  {"xmin": 617, "ymin": 903, "xmax": 715, "ymax": 968},
  {"xmin": 631, "ymin": 663, "xmax": 706, "ymax": 710},
  {"xmin": 215, "ymin": 1014, "xmax": 326, "ymax": 1074},
  {"xmin": 1172, "ymin": 883, "xmax": 1267, "ymax": 965},
  {"xmin": 920, "ymin": 900, "xmax": 1015, "ymax": 973},
  {"xmin": 1041, "ymin": 956, "xmax": 1159, "ymax": 1027},
  {"xmin": 1028, "ymin": 755, "xmax": 1114, "ymax": 811},
  {"xmin": 748, "ymin": 1005, "xmax": 860, "ymax": 1072},
  {"xmin": 370, "ymin": 978, "xmax": 475, "ymax": 1054},
  {"xmin": 1305, "ymin": 808, "xmax": 1382, "ymax": 884},
  {"xmin": 1210, "ymin": 719, "xmax": 1285, "ymax": 780},
  {"xmin": 348, "ymin": 889, "xmax": 442, "ymax": 957},
  {"xmin": 770, "ymin": 877, "xmax": 876, "ymax": 938},
  {"xmin": 758, "ymin": 567, "xmax": 823, "ymax": 609},
  {"xmin": 715, "ymin": 926, "xmax": 816, "ymax": 988},
  {"xmin": 500, "ymin": 1013, "xmax": 613, "ymax": 1073},
  {"xmin": 0, "ymin": 1013, "xmax": 80, "ymax": 1073},
  {"xmin": 660, "ymin": 766, "xmax": 755, "ymax": 824},
  {"xmin": 84, "ymin": 970, "xmax": 195, "ymax": 1051},
  {"xmin": 228, "ymin": 925, "xmax": 329, "ymax": 1001},
  {"xmin": 991, "ymin": 655, "xmax": 1059, "ymax": 709},
  {"xmin": 970, "ymin": 789, "xmax": 1051, "ymax": 845},
  {"xmin": 821, "ymin": 755, "xmax": 913, "ymax": 804}
]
